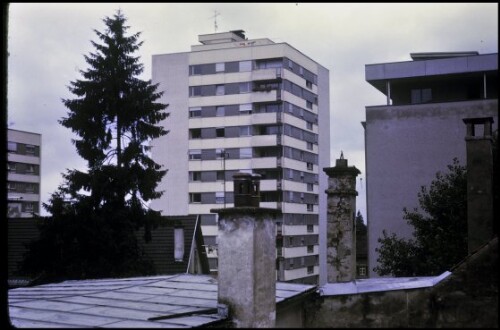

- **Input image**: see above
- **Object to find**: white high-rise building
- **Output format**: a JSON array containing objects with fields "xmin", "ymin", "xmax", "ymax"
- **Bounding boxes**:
[
  {"xmin": 151, "ymin": 30, "xmax": 330, "ymax": 284},
  {"xmin": 7, "ymin": 129, "xmax": 42, "ymax": 218}
]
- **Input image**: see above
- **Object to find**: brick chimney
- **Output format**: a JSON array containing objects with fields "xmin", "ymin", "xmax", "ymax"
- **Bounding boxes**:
[
  {"xmin": 211, "ymin": 172, "xmax": 280, "ymax": 327},
  {"xmin": 323, "ymin": 152, "xmax": 361, "ymax": 282},
  {"xmin": 463, "ymin": 117, "xmax": 495, "ymax": 253}
]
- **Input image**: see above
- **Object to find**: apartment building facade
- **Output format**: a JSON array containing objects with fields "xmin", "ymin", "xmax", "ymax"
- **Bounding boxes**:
[
  {"xmin": 364, "ymin": 52, "xmax": 498, "ymax": 277},
  {"xmin": 150, "ymin": 30, "xmax": 330, "ymax": 284},
  {"xmin": 7, "ymin": 129, "xmax": 42, "ymax": 218}
]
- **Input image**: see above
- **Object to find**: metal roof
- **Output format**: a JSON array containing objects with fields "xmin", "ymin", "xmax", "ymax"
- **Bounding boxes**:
[
  {"xmin": 319, "ymin": 271, "xmax": 451, "ymax": 296},
  {"xmin": 8, "ymin": 274, "xmax": 315, "ymax": 328}
]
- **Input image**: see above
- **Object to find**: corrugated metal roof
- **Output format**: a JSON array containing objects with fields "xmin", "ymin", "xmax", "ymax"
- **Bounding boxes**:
[
  {"xmin": 8, "ymin": 274, "xmax": 315, "ymax": 328},
  {"xmin": 319, "ymin": 271, "xmax": 451, "ymax": 296}
]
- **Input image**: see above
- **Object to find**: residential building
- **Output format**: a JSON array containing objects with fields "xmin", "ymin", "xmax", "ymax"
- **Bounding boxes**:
[
  {"xmin": 150, "ymin": 30, "xmax": 330, "ymax": 284},
  {"xmin": 7, "ymin": 129, "xmax": 41, "ymax": 218},
  {"xmin": 363, "ymin": 52, "xmax": 498, "ymax": 277}
]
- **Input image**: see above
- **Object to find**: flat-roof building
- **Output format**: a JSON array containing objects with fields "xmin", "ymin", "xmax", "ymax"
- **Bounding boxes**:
[
  {"xmin": 7, "ymin": 129, "xmax": 42, "ymax": 218},
  {"xmin": 364, "ymin": 52, "xmax": 498, "ymax": 277},
  {"xmin": 150, "ymin": 30, "xmax": 330, "ymax": 284}
]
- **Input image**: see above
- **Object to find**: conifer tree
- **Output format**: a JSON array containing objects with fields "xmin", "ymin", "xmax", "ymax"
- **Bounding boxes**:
[{"xmin": 20, "ymin": 10, "xmax": 168, "ymax": 283}]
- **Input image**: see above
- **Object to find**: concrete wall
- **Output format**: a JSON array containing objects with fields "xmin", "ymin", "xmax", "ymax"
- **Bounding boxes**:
[
  {"xmin": 307, "ymin": 237, "xmax": 498, "ymax": 328},
  {"xmin": 365, "ymin": 99, "xmax": 498, "ymax": 277},
  {"xmin": 150, "ymin": 53, "xmax": 190, "ymax": 215}
]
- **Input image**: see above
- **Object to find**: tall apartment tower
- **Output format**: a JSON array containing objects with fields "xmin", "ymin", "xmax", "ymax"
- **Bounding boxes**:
[
  {"xmin": 364, "ymin": 52, "xmax": 498, "ymax": 277},
  {"xmin": 7, "ymin": 129, "xmax": 42, "ymax": 217},
  {"xmin": 151, "ymin": 30, "xmax": 330, "ymax": 284}
]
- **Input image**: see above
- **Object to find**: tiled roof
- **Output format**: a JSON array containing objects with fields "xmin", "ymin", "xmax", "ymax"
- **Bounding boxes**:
[{"xmin": 8, "ymin": 274, "xmax": 315, "ymax": 328}]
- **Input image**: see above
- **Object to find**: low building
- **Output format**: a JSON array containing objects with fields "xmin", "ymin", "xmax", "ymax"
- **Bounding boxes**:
[{"xmin": 7, "ymin": 216, "xmax": 210, "ymax": 287}]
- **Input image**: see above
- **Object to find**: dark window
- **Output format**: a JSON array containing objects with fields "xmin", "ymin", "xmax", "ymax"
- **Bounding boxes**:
[
  {"xmin": 216, "ymin": 128, "xmax": 225, "ymax": 138},
  {"xmin": 189, "ymin": 129, "xmax": 201, "ymax": 139},
  {"xmin": 189, "ymin": 86, "xmax": 202, "ymax": 97},
  {"xmin": 411, "ymin": 88, "xmax": 432, "ymax": 104},
  {"xmin": 189, "ymin": 193, "xmax": 201, "ymax": 203}
]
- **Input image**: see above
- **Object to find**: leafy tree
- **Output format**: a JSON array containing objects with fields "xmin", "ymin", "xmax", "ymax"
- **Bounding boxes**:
[
  {"xmin": 20, "ymin": 10, "xmax": 168, "ymax": 284},
  {"xmin": 374, "ymin": 158, "xmax": 468, "ymax": 276}
]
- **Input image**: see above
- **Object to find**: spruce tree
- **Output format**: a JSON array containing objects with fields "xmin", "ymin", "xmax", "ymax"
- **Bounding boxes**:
[{"xmin": 20, "ymin": 10, "xmax": 168, "ymax": 284}]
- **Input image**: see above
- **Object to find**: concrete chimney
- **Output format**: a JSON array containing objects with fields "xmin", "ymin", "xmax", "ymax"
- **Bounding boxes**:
[
  {"xmin": 323, "ymin": 153, "xmax": 361, "ymax": 283},
  {"xmin": 463, "ymin": 117, "xmax": 495, "ymax": 253},
  {"xmin": 211, "ymin": 172, "xmax": 280, "ymax": 327}
]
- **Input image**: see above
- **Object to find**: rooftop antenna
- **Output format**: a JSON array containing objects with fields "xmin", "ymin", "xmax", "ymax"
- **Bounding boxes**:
[{"xmin": 210, "ymin": 10, "xmax": 220, "ymax": 33}]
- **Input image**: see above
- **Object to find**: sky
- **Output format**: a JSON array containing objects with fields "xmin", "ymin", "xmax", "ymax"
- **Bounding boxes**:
[{"xmin": 7, "ymin": 3, "xmax": 499, "ymax": 218}]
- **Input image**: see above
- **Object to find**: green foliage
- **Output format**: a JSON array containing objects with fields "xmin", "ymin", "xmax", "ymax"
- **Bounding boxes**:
[
  {"xmin": 374, "ymin": 158, "xmax": 468, "ymax": 276},
  {"xmin": 20, "ymin": 10, "xmax": 167, "ymax": 284}
]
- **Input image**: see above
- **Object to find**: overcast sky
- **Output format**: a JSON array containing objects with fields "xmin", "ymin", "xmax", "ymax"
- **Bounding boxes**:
[{"xmin": 7, "ymin": 3, "xmax": 498, "ymax": 218}]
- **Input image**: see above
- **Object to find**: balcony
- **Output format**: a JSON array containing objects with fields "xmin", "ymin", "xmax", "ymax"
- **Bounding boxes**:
[{"xmin": 252, "ymin": 68, "xmax": 282, "ymax": 82}]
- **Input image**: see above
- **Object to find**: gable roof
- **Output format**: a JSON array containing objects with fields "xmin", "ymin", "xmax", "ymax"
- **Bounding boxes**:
[{"xmin": 8, "ymin": 274, "xmax": 316, "ymax": 328}]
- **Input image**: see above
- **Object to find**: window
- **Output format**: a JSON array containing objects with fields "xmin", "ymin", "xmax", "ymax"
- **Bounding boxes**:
[
  {"xmin": 25, "ymin": 183, "xmax": 36, "ymax": 193},
  {"xmin": 7, "ymin": 162, "xmax": 16, "ymax": 172},
  {"xmin": 216, "ymin": 106, "xmax": 225, "ymax": 117},
  {"xmin": 411, "ymin": 88, "xmax": 432, "ymax": 104},
  {"xmin": 239, "ymin": 60, "xmax": 252, "ymax": 72},
  {"xmin": 216, "ymin": 171, "xmax": 225, "ymax": 181},
  {"xmin": 306, "ymin": 101, "xmax": 313, "ymax": 109},
  {"xmin": 307, "ymin": 162, "xmax": 314, "ymax": 171},
  {"xmin": 306, "ymin": 121, "xmax": 313, "ymax": 130},
  {"xmin": 189, "ymin": 150, "xmax": 201, "ymax": 160},
  {"xmin": 239, "ymin": 126, "xmax": 251, "ymax": 137},
  {"xmin": 215, "ymin": 192, "xmax": 225, "ymax": 204},
  {"xmin": 189, "ymin": 129, "xmax": 201, "ymax": 139},
  {"xmin": 239, "ymin": 82, "xmax": 251, "ymax": 93},
  {"xmin": 216, "ymin": 128, "xmax": 225, "ymax": 138},
  {"xmin": 240, "ymin": 147, "xmax": 252, "ymax": 159},
  {"xmin": 288, "ymin": 59, "xmax": 293, "ymax": 69},
  {"xmin": 216, "ymin": 148, "xmax": 227, "ymax": 159},
  {"xmin": 306, "ymin": 80, "xmax": 312, "ymax": 89},
  {"xmin": 307, "ymin": 183, "xmax": 314, "ymax": 191},
  {"xmin": 289, "ymin": 236, "xmax": 294, "ymax": 246},
  {"xmin": 189, "ymin": 107, "xmax": 202, "ymax": 118},
  {"xmin": 358, "ymin": 266, "xmax": 367, "ymax": 276},
  {"xmin": 216, "ymin": 85, "xmax": 225, "ymax": 96},
  {"xmin": 215, "ymin": 62, "xmax": 225, "ymax": 72},
  {"xmin": 24, "ymin": 203, "xmax": 34, "ymax": 213},
  {"xmin": 174, "ymin": 228, "xmax": 185, "ymax": 262},
  {"xmin": 8, "ymin": 141, "xmax": 17, "ymax": 153},
  {"xmin": 189, "ymin": 65, "xmax": 201, "ymax": 75},
  {"xmin": 307, "ymin": 204, "xmax": 314, "ymax": 212},
  {"xmin": 307, "ymin": 245, "xmax": 314, "ymax": 253},
  {"xmin": 189, "ymin": 86, "xmax": 202, "ymax": 97},
  {"xmin": 25, "ymin": 145, "xmax": 36, "ymax": 155},
  {"xmin": 299, "ymin": 66, "xmax": 304, "ymax": 76},
  {"xmin": 189, "ymin": 193, "xmax": 201, "ymax": 203},
  {"xmin": 189, "ymin": 171, "xmax": 201, "ymax": 181},
  {"xmin": 8, "ymin": 182, "xmax": 16, "ymax": 191},
  {"xmin": 307, "ymin": 142, "xmax": 313, "ymax": 150},
  {"xmin": 307, "ymin": 266, "xmax": 314, "ymax": 274},
  {"xmin": 239, "ymin": 103, "xmax": 252, "ymax": 114},
  {"xmin": 307, "ymin": 224, "xmax": 314, "ymax": 233}
]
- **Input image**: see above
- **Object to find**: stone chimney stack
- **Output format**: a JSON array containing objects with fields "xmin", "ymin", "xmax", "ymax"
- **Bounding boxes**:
[
  {"xmin": 323, "ymin": 152, "xmax": 361, "ymax": 283},
  {"xmin": 211, "ymin": 173, "xmax": 280, "ymax": 327},
  {"xmin": 463, "ymin": 117, "xmax": 495, "ymax": 253}
]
